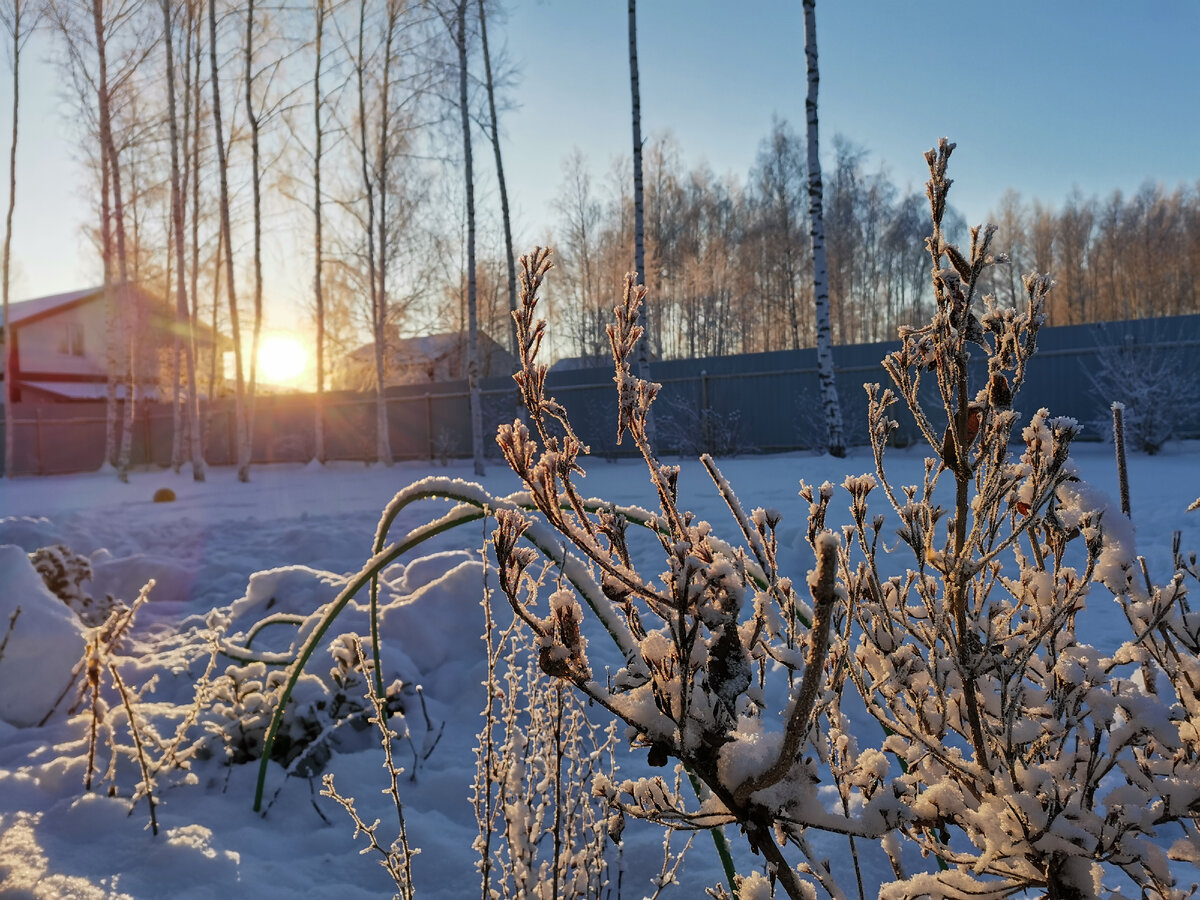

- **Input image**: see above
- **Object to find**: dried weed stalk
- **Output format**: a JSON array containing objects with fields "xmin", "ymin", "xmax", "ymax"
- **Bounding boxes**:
[
  {"xmin": 320, "ymin": 640, "xmax": 417, "ymax": 900},
  {"xmin": 474, "ymin": 528, "xmax": 622, "ymax": 900}
]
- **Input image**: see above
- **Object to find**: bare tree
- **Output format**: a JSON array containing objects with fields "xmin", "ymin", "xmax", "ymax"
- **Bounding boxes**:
[
  {"xmin": 208, "ymin": 0, "xmax": 248, "ymax": 481},
  {"xmin": 310, "ymin": 0, "xmax": 328, "ymax": 464},
  {"xmin": 161, "ymin": 0, "xmax": 204, "ymax": 480},
  {"xmin": 627, "ymin": 0, "xmax": 653, "ymax": 424},
  {"xmin": 751, "ymin": 117, "xmax": 810, "ymax": 350},
  {"xmin": 802, "ymin": 0, "xmax": 844, "ymax": 457},
  {"xmin": 457, "ymin": 0, "xmax": 484, "ymax": 475},
  {"xmin": 241, "ymin": 0, "xmax": 275, "ymax": 474},
  {"xmin": 49, "ymin": 0, "xmax": 151, "ymax": 479},
  {"xmin": 0, "ymin": 0, "xmax": 37, "ymax": 479},
  {"xmin": 553, "ymin": 151, "xmax": 606, "ymax": 361},
  {"xmin": 476, "ymin": 0, "xmax": 516, "ymax": 360},
  {"xmin": 97, "ymin": 1, "xmax": 140, "ymax": 482},
  {"xmin": 346, "ymin": 0, "xmax": 421, "ymax": 467}
]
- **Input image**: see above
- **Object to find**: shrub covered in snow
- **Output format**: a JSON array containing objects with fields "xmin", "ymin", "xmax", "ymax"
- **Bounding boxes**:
[
  {"xmin": 474, "ymin": 142, "xmax": 1200, "ymax": 898},
  {"xmin": 1086, "ymin": 324, "xmax": 1200, "ymax": 454},
  {"xmin": 28, "ymin": 543, "xmax": 122, "ymax": 627}
]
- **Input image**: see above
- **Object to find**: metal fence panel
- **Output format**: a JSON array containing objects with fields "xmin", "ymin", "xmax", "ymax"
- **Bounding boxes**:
[{"xmin": 2, "ymin": 313, "xmax": 1198, "ymax": 476}]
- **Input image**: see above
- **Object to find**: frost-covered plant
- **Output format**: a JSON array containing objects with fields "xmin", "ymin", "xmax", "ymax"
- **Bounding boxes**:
[
  {"xmin": 0, "ymin": 607, "xmax": 19, "ymax": 666},
  {"xmin": 321, "ymin": 639, "xmax": 418, "ymax": 900},
  {"xmin": 473, "ymin": 577, "xmax": 621, "ymax": 900},
  {"xmin": 29, "ymin": 544, "xmax": 121, "ymax": 627},
  {"xmin": 656, "ymin": 394, "xmax": 749, "ymax": 459},
  {"xmin": 1085, "ymin": 323, "xmax": 1200, "ymax": 454},
  {"xmin": 207, "ymin": 635, "xmax": 408, "ymax": 778},
  {"xmin": 486, "ymin": 142, "xmax": 1200, "ymax": 898},
  {"xmin": 43, "ymin": 579, "xmax": 215, "ymax": 836}
]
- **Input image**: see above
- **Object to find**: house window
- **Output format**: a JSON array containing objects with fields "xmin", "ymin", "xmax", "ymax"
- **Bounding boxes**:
[{"xmin": 58, "ymin": 322, "xmax": 85, "ymax": 356}]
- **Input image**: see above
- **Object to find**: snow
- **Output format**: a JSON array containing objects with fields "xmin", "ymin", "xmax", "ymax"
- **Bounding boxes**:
[
  {"xmin": 0, "ymin": 443, "xmax": 1198, "ymax": 897},
  {"xmin": 0, "ymin": 546, "xmax": 85, "ymax": 727}
]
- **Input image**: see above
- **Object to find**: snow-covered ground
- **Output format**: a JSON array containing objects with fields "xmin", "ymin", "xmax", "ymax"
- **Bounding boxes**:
[{"xmin": 1, "ymin": 441, "xmax": 1198, "ymax": 898}]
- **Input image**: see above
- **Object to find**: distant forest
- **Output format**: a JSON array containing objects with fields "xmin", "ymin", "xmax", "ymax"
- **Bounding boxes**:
[{"xmin": 538, "ymin": 122, "xmax": 1200, "ymax": 363}]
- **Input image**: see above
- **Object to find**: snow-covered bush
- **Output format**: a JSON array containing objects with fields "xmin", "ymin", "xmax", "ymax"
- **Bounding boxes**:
[
  {"xmin": 28, "ymin": 543, "xmax": 122, "ymax": 626},
  {"xmin": 656, "ymin": 395, "xmax": 749, "ymax": 458},
  {"xmin": 206, "ymin": 636, "xmax": 409, "ymax": 776},
  {"xmin": 1085, "ymin": 324, "xmax": 1200, "ymax": 454},
  {"xmin": 482, "ymin": 142, "xmax": 1200, "ymax": 898}
]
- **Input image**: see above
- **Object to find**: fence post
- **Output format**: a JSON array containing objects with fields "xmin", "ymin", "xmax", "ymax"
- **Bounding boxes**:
[
  {"xmin": 143, "ymin": 403, "xmax": 153, "ymax": 466},
  {"xmin": 425, "ymin": 392, "xmax": 434, "ymax": 462},
  {"xmin": 700, "ymin": 369, "xmax": 711, "ymax": 452},
  {"xmin": 227, "ymin": 404, "xmax": 235, "ymax": 466},
  {"xmin": 34, "ymin": 407, "xmax": 43, "ymax": 476}
]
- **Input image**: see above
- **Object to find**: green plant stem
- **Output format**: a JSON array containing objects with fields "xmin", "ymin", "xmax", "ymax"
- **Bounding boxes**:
[
  {"xmin": 255, "ymin": 482, "xmax": 653, "ymax": 811},
  {"xmin": 685, "ymin": 768, "xmax": 738, "ymax": 897},
  {"xmin": 241, "ymin": 613, "xmax": 306, "ymax": 650},
  {"xmin": 254, "ymin": 503, "xmax": 484, "ymax": 810}
]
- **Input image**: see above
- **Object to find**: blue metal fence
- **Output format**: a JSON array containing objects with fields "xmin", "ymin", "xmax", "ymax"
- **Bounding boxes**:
[{"xmin": 3, "ymin": 313, "xmax": 1198, "ymax": 475}]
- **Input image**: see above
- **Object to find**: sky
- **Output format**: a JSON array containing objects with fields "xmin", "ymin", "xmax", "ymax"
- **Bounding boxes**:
[{"xmin": 0, "ymin": 0, "xmax": 1197, "ymax": 336}]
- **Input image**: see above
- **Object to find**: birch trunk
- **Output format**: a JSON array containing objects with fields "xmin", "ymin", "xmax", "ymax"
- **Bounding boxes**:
[
  {"xmin": 457, "ymin": 0, "xmax": 484, "ymax": 476},
  {"xmin": 242, "ymin": 0, "xmax": 263, "ymax": 480},
  {"xmin": 803, "ymin": 0, "xmax": 845, "ymax": 457},
  {"xmin": 162, "ymin": 0, "xmax": 205, "ymax": 481},
  {"xmin": 311, "ymin": 0, "xmax": 326, "ymax": 465},
  {"xmin": 189, "ymin": 3, "xmax": 204, "ymax": 458},
  {"xmin": 477, "ymin": 0, "xmax": 516, "ymax": 360},
  {"xmin": 355, "ymin": 0, "xmax": 390, "ymax": 466},
  {"xmin": 87, "ymin": 0, "xmax": 136, "ymax": 481},
  {"xmin": 209, "ymin": 0, "xmax": 248, "ymax": 480},
  {"xmin": 628, "ymin": 0, "xmax": 654, "ymax": 444},
  {"xmin": 374, "ymin": 2, "xmax": 399, "ymax": 467},
  {"xmin": 1, "ymin": 0, "xmax": 29, "ymax": 479}
]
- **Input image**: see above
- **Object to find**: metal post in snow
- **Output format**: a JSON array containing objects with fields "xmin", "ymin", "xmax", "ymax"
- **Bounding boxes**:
[
  {"xmin": 227, "ymin": 403, "xmax": 236, "ymax": 466},
  {"xmin": 34, "ymin": 406, "xmax": 43, "ymax": 476},
  {"xmin": 425, "ymin": 392, "xmax": 433, "ymax": 462},
  {"xmin": 143, "ymin": 403, "xmax": 152, "ymax": 466}
]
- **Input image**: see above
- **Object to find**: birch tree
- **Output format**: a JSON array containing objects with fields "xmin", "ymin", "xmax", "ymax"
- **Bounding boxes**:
[
  {"xmin": 51, "ymin": 0, "xmax": 152, "ymax": 480},
  {"xmin": 161, "ymin": 0, "xmax": 204, "ymax": 480},
  {"xmin": 802, "ymin": 0, "xmax": 844, "ymax": 457},
  {"xmin": 310, "ymin": 0, "xmax": 328, "ymax": 464},
  {"xmin": 627, "ymin": 0, "xmax": 652, "ymax": 392},
  {"xmin": 98, "ymin": 1, "xmax": 141, "ymax": 482},
  {"xmin": 208, "ymin": 0, "xmax": 249, "ymax": 481},
  {"xmin": 0, "ymin": 0, "xmax": 36, "ymax": 479},
  {"xmin": 241, "ymin": 0, "xmax": 276, "ymax": 474},
  {"xmin": 454, "ymin": 0, "xmax": 484, "ymax": 476},
  {"xmin": 349, "ymin": 0, "xmax": 403, "ymax": 467},
  {"xmin": 476, "ymin": 0, "xmax": 515, "ymax": 360}
]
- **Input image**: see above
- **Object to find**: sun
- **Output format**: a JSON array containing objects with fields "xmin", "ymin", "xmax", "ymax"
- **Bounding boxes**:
[{"xmin": 257, "ymin": 332, "xmax": 310, "ymax": 388}]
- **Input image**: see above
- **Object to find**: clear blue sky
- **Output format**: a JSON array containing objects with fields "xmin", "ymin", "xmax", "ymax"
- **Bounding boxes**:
[{"xmin": 2, "ymin": 0, "xmax": 1197, "ymax": 319}]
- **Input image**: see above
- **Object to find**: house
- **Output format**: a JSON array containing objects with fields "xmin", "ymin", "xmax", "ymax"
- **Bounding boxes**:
[
  {"xmin": 332, "ymin": 328, "xmax": 517, "ymax": 391},
  {"xmin": 1, "ymin": 284, "xmax": 223, "ymax": 403}
]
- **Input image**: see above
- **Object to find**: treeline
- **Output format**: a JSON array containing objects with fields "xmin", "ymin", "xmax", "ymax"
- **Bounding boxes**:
[
  {"xmin": 18, "ymin": 0, "xmax": 521, "ymax": 477},
  {"xmin": 544, "ymin": 122, "xmax": 1200, "ymax": 363},
  {"xmin": 16, "ymin": 1, "xmax": 1200, "ymax": 382}
]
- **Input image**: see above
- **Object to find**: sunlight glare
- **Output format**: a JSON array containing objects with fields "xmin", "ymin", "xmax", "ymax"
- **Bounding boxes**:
[{"xmin": 257, "ymin": 333, "xmax": 310, "ymax": 388}]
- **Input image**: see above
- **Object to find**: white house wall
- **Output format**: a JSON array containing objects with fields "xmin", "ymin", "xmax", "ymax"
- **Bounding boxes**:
[{"xmin": 18, "ymin": 300, "xmax": 109, "ymax": 378}]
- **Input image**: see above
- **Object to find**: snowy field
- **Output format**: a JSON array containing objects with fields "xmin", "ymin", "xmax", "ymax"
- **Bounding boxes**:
[{"xmin": 1, "ymin": 440, "xmax": 1198, "ymax": 898}]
